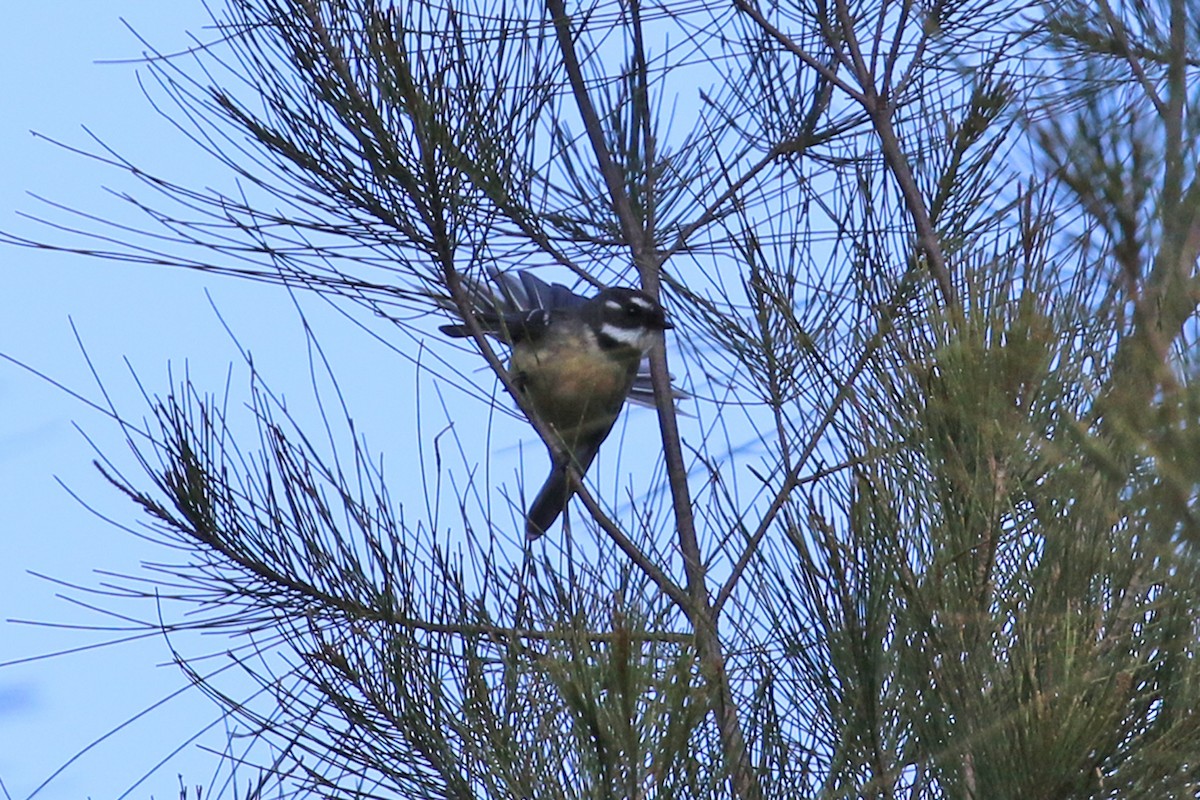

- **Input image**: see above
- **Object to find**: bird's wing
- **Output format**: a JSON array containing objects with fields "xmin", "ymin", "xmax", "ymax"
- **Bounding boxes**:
[
  {"xmin": 627, "ymin": 364, "xmax": 690, "ymax": 410},
  {"xmin": 439, "ymin": 308, "xmax": 550, "ymax": 344},
  {"xmin": 450, "ymin": 267, "xmax": 588, "ymax": 315},
  {"xmin": 439, "ymin": 268, "xmax": 590, "ymax": 343},
  {"xmin": 501, "ymin": 269, "xmax": 589, "ymax": 312}
]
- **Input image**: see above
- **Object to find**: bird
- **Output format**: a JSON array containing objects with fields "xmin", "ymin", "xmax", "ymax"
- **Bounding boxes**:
[{"xmin": 439, "ymin": 269, "xmax": 674, "ymax": 539}]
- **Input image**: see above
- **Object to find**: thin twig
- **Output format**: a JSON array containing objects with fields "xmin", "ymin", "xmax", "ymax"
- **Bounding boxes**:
[{"xmin": 545, "ymin": 4, "xmax": 762, "ymax": 797}]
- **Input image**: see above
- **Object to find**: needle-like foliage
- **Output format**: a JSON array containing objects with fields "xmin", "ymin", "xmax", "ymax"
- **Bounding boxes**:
[{"xmin": 7, "ymin": 0, "xmax": 1200, "ymax": 797}]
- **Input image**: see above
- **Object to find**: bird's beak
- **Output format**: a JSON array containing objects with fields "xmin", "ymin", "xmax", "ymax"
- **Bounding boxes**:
[{"xmin": 660, "ymin": 317, "xmax": 674, "ymax": 330}]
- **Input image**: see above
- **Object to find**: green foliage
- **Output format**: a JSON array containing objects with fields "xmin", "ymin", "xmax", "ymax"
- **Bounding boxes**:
[{"xmin": 10, "ymin": 0, "xmax": 1200, "ymax": 796}]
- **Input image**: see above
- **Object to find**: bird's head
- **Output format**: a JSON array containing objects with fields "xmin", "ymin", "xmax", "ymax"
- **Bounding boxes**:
[{"xmin": 590, "ymin": 288, "xmax": 673, "ymax": 354}]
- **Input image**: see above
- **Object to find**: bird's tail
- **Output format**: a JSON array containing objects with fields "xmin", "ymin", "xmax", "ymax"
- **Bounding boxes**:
[
  {"xmin": 525, "ymin": 466, "xmax": 571, "ymax": 540},
  {"xmin": 525, "ymin": 445, "xmax": 601, "ymax": 540}
]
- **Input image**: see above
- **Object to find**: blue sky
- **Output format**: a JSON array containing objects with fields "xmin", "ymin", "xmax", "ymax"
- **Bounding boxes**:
[
  {"xmin": 0, "ymin": 5, "xmax": 406, "ymax": 797},
  {"xmin": 3, "ymin": 6, "xmax": 241, "ymax": 797}
]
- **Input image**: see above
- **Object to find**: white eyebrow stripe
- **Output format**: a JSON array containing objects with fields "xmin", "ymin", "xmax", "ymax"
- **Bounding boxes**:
[
  {"xmin": 604, "ymin": 298, "xmax": 624, "ymax": 311},
  {"xmin": 628, "ymin": 295, "xmax": 655, "ymax": 312}
]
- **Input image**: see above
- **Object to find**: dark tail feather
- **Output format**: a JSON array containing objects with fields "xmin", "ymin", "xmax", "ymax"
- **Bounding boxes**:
[
  {"xmin": 525, "ymin": 466, "xmax": 571, "ymax": 540},
  {"xmin": 525, "ymin": 443, "xmax": 602, "ymax": 540}
]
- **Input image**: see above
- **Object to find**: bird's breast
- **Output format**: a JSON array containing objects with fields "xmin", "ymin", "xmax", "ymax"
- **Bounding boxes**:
[{"xmin": 510, "ymin": 335, "xmax": 639, "ymax": 451}]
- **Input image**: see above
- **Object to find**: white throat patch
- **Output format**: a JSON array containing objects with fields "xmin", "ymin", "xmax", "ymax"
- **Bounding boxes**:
[{"xmin": 599, "ymin": 323, "xmax": 654, "ymax": 352}]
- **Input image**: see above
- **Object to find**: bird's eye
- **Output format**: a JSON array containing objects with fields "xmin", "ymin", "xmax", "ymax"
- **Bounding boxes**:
[{"xmin": 625, "ymin": 304, "xmax": 641, "ymax": 317}]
